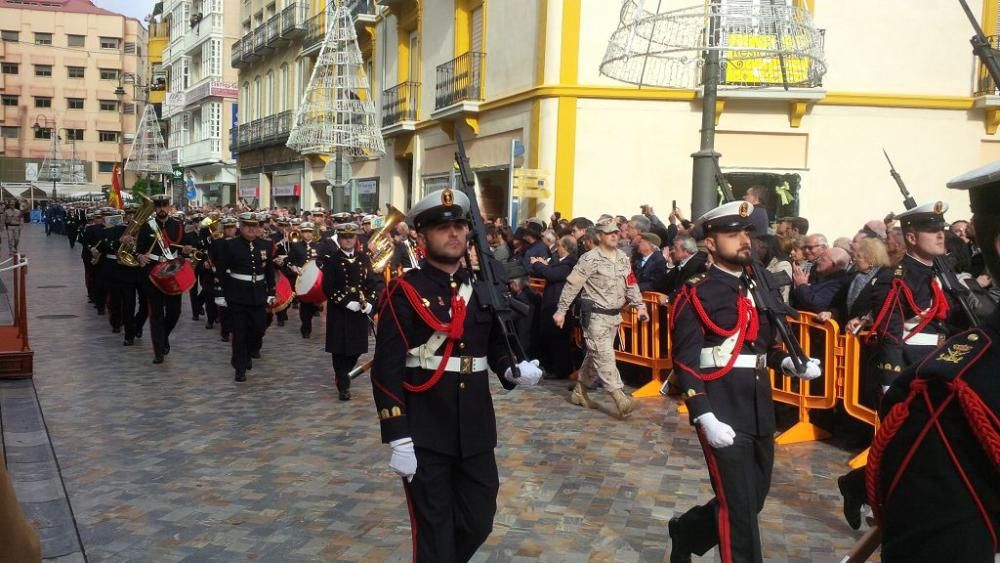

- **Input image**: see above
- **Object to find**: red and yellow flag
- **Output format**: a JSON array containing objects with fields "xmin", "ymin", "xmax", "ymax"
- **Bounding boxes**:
[{"xmin": 109, "ymin": 163, "xmax": 124, "ymax": 209}]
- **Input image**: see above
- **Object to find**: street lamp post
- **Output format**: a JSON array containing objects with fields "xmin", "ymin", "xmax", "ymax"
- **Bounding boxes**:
[{"xmin": 115, "ymin": 82, "xmax": 127, "ymax": 195}]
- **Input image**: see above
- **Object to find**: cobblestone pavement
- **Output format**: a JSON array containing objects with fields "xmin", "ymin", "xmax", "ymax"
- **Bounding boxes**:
[{"xmin": 18, "ymin": 224, "xmax": 875, "ymax": 562}]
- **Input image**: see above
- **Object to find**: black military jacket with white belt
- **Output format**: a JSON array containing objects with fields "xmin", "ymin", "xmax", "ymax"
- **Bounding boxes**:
[
  {"xmin": 214, "ymin": 236, "xmax": 275, "ymax": 307},
  {"xmin": 372, "ymin": 262, "xmax": 515, "ymax": 458}
]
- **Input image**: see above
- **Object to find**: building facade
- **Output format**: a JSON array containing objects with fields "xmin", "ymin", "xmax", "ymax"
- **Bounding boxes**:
[
  {"xmin": 369, "ymin": 0, "xmax": 1000, "ymax": 235},
  {"xmin": 162, "ymin": 0, "xmax": 240, "ymax": 206},
  {"xmin": 0, "ymin": 0, "xmax": 147, "ymax": 199},
  {"xmin": 231, "ymin": 0, "xmax": 377, "ymax": 212}
]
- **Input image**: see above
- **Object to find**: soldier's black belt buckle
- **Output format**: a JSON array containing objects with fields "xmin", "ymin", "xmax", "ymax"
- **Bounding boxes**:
[
  {"xmin": 755, "ymin": 354, "xmax": 767, "ymax": 372},
  {"xmin": 460, "ymin": 356, "xmax": 473, "ymax": 374}
]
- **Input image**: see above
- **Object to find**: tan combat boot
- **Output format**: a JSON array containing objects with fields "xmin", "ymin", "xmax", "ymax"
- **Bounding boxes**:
[
  {"xmin": 611, "ymin": 389, "xmax": 638, "ymax": 419},
  {"xmin": 569, "ymin": 382, "xmax": 595, "ymax": 408}
]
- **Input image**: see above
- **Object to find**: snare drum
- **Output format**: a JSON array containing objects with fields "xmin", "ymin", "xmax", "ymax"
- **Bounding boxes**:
[
  {"xmin": 294, "ymin": 260, "xmax": 326, "ymax": 304},
  {"xmin": 149, "ymin": 259, "xmax": 196, "ymax": 295},
  {"xmin": 269, "ymin": 271, "xmax": 294, "ymax": 313}
]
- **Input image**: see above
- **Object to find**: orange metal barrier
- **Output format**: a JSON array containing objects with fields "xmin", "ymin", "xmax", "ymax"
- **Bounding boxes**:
[
  {"xmin": 615, "ymin": 292, "xmax": 672, "ymax": 398},
  {"xmin": 840, "ymin": 330, "xmax": 879, "ymax": 468},
  {"xmin": 0, "ymin": 254, "xmax": 32, "ymax": 379},
  {"xmin": 768, "ymin": 312, "xmax": 841, "ymax": 445}
]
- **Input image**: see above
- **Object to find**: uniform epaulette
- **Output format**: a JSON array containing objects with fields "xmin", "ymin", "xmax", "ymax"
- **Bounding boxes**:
[
  {"xmin": 685, "ymin": 273, "xmax": 707, "ymax": 286},
  {"xmin": 914, "ymin": 329, "xmax": 992, "ymax": 382}
]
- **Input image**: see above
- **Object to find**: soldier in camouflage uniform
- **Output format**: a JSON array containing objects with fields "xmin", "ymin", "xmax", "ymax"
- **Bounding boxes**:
[{"xmin": 554, "ymin": 219, "xmax": 649, "ymax": 419}]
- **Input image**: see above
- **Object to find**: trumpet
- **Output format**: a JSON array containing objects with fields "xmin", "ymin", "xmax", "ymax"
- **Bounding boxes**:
[{"xmin": 289, "ymin": 228, "xmax": 302, "ymax": 244}]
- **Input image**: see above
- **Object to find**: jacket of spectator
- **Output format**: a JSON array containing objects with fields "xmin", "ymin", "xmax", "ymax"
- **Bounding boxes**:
[
  {"xmin": 635, "ymin": 246, "xmax": 667, "ymax": 292},
  {"xmin": 662, "ymin": 251, "xmax": 709, "ymax": 296},
  {"xmin": 531, "ymin": 252, "xmax": 579, "ymax": 316},
  {"xmin": 792, "ymin": 247, "xmax": 853, "ymax": 320}
]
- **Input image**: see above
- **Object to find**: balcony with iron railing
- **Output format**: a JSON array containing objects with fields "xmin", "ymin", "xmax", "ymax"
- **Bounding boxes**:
[
  {"xmin": 184, "ymin": 12, "xmax": 225, "ymax": 54},
  {"xmin": 976, "ymin": 36, "xmax": 1000, "ymax": 96},
  {"xmin": 186, "ymin": 77, "xmax": 239, "ymax": 107},
  {"xmin": 178, "ymin": 137, "xmax": 225, "ymax": 166},
  {"xmin": 434, "ymin": 51, "xmax": 485, "ymax": 111},
  {"xmin": 282, "ymin": 2, "xmax": 307, "ymax": 36},
  {"xmin": 382, "ymin": 81, "xmax": 419, "ymax": 134},
  {"xmin": 302, "ymin": 11, "xmax": 327, "ymax": 55},
  {"xmin": 347, "ymin": 0, "xmax": 376, "ymax": 25},
  {"xmin": 231, "ymin": 110, "xmax": 294, "ymax": 152},
  {"xmin": 233, "ymin": 4, "xmax": 307, "ymax": 68},
  {"xmin": 231, "ymin": 38, "xmax": 244, "ymax": 67}
]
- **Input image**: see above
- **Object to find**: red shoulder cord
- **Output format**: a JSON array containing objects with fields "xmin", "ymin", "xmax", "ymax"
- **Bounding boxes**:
[
  {"xmin": 868, "ymin": 278, "xmax": 950, "ymax": 344},
  {"xmin": 675, "ymin": 284, "xmax": 759, "ymax": 381},
  {"xmin": 867, "ymin": 377, "xmax": 1000, "ymax": 550},
  {"xmin": 384, "ymin": 278, "xmax": 468, "ymax": 393}
]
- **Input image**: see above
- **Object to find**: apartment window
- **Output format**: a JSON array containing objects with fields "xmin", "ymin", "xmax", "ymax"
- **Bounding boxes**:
[
  {"xmin": 279, "ymin": 64, "xmax": 289, "ymax": 112},
  {"xmin": 98, "ymin": 131, "xmax": 118, "ymax": 142},
  {"xmin": 67, "ymin": 98, "xmax": 84, "ymax": 110},
  {"xmin": 66, "ymin": 129, "xmax": 84, "ymax": 141},
  {"xmin": 67, "ymin": 66, "xmax": 85, "ymax": 78},
  {"xmin": 67, "ymin": 34, "xmax": 85, "ymax": 47},
  {"xmin": 34, "ymin": 32, "xmax": 52, "ymax": 45},
  {"xmin": 1, "ymin": 95, "xmax": 17, "ymax": 106},
  {"xmin": 98, "ymin": 161, "xmax": 116, "ymax": 173},
  {"xmin": 265, "ymin": 70, "xmax": 274, "ymax": 116},
  {"xmin": 1, "ymin": 30, "xmax": 18, "ymax": 42},
  {"xmin": 99, "ymin": 36, "xmax": 120, "ymax": 49},
  {"xmin": 99, "ymin": 100, "xmax": 118, "ymax": 111},
  {"xmin": 34, "ymin": 97, "xmax": 52, "ymax": 108},
  {"xmin": 124, "ymin": 41, "xmax": 136, "ymax": 54},
  {"xmin": 123, "ymin": 102, "xmax": 136, "ymax": 114},
  {"xmin": 99, "ymin": 68, "xmax": 119, "ymax": 80},
  {"xmin": 34, "ymin": 65, "xmax": 52, "ymax": 77},
  {"xmin": 1, "ymin": 126, "xmax": 18, "ymax": 139},
  {"xmin": 2, "ymin": 62, "xmax": 18, "ymax": 74},
  {"xmin": 34, "ymin": 127, "xmax": 52, "ymax": 139}
]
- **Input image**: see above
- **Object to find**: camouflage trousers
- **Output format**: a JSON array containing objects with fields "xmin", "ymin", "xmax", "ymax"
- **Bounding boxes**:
[{"xmin": 577, "ymin": 312, "xmax": 623, "ymax": 392}]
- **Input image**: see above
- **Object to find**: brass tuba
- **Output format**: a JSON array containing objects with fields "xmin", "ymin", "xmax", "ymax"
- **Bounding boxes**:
[
  {"xmin": 116, "ymin": 194, "xmax": 155, "ymax": 267},
  {"xmin": 369, "ymin": 205, "xmax": 407, "ymax": 272}
]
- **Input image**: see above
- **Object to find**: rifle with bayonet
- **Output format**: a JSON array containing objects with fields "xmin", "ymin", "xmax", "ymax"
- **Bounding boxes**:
[
  {"xmin": 712, "ymin": 158, "xmax": 809, "ymax": 372},
  {"xmin": 454, "ymin": 130, "xmax": 528, "ymax": 378},
  {"xmin": 881, "ymin": 149, "xmax": 981, "ymax": 328}
]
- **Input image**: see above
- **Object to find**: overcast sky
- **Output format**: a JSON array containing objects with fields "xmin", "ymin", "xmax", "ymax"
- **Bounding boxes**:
[{"xmin": 96, "ymin": 0, "xmax": 156, "ymax": 22}]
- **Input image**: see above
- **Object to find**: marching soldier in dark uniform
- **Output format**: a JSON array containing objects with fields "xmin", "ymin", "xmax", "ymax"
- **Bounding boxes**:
[
  {"xmin": 65, "ymin": 206, "xmax": 81, "ymax": 249},
  {"xmin": 83, "ymin": 211, "xmax": 111, "ymax": 313},
  {"xmin": 372, "ymin": 188, "xmax": 542, "ymax": 562},
  {"xmin": 288, "ymin": 221, "xmax": 321, "ymax": 339},
  {"xmin": 668, "ymin": 201, "xmax": 821, "ymax": 563},
  {"xmin": 270, "ymin": 217, "xmax": 291, "ymax": 327},
  {"xmin": 81, "ymin": 210, "xmax": 103, "ymax": 305},
  {"xmin": 838, "ymin": 202, "xmax": 968, "ymax": 530},
  {"xmin": 135, "ymin": 195, "xmax": 188, "ymax": 365},
  {"xmin": 320, "ymin": 222, "xmax": 380, "ymax": 400},
  {"xmin": 197, "ymin": 214, "xmax": 221, "ymax": 330},
  {"xmin": 214, "ymin": 212, "xmax": 276, "ymax": 382},
  {"xmin": 99, "ymin": 211, "xmax": 124, "ymax": 332},
  {"xmin": 863, "ymin": 162, "xmax": 1000, "ymax": 563},
  {"xmin": 105, "ymin": 208, "xmax": 143, "ymax": 346},
  {"xmin": 180, "ymin": 213, "xmax": 204, "ymax": 321},
  {"xmin": 212, "ymin": 217, "xmax": 239, "ymax": 342}
]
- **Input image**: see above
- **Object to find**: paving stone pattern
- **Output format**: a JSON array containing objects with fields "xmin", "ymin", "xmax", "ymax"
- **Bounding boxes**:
[{"xmin": 16, "ymin": 225, "xmax": 876, "ymax": 561}]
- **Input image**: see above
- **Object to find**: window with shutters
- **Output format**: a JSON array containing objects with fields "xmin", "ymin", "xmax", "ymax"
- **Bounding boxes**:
[
  {"xmin": 67, "ymin": 98, "xmax": 84, "ymax": 110},
  {"xmin": 279, "ymin": 64, "xmax": 289, "ymax": 112},
  {"xmin": 471, "ymin": 6, "xmax": 483, "ymax": 53},
  {"xmin": 99, "ymin": 36, "xmax": 120, "ymax": 49},
  {"xmin": 66, "ymin": 129, "xmax": 84, "ymax": 141},
  {"xmin": 100, "ymin": 68, "xmax": 119, "ymax": 80},
  {"xmin": 34, "ymin": 65, "xmax": 52, "ymax": 77},
  {"xmin": 34, "ymin": 127, "xmax": 52, "ymax": 139},
  {"xmin": 34, "ymin": 97, "xmax": 52, "ymax": 108},
  {"xmin": 204, "ymin": 102, "xmax": 221, "ymax": 138},
  {"xmin": 1, "ymin": 62, "xmax": 18, "ymax": 74},
  {"xmin": 34, "ymin": 32, "xmax": 52, "ymax": 45},
  {"xmin": 1, "ymin": 95, "xmax": 18, "ymax": 106},
  {"xmin": 205, "ymin": 39, "xmax": 222, "ymax": 77},
  {"xmin": 99, "ymin": 131, "xmax": 119, "ymax": 143},
  {"xmin": 100, "ymin": 100, "xmax": 118, "ymax": 111},
  {"xmin": 266, "ymin": 70, "xmax": 274, "ymax": 116},
  {"xmin": 67, "ymin": 66, "xmax": 85, "ymax": 78},
  {"xmin": 124, "ymin": 42, "xmax": 136, "ymax": 54},
  {"xmin": 67, "ymin": 34, "xmax": 85, "ymax": 47},
  {"xmin": 124, "ymin": 103, "xmax": 136, "ymax": 114},
  {"xmin": 1, "ymin": 126, "xmax": 19, "ymax": 139},
  {"xmin": 1, "ymin": 30, "xmax": 18, "ymax": 42}
]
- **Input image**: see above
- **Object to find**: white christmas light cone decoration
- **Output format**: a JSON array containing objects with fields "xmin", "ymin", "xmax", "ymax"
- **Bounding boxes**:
[
  {"xmin": 286, "ymin": 0, "xmax": 384, "ymax": 157},
  {"xmin": 125, "ymin": 104, "xmax": 173, "ymax": 173},
  {"xmin": 38, "ymin": 133, "xmax": 63, "ymax": 185}
]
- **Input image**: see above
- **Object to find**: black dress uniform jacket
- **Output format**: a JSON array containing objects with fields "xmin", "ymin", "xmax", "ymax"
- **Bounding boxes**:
[
  {"xmin": 136, "ymin": 217, "xmax": 184, "ymax": 270},
  {"xmin": 372, "ymin": 263, "xmax": 515, "ymax": 457},
  {"xmin": 320, "ymin": 243, "xmax": 380, "ymax": 356},
  {"xmin": 873, "ymin": 310, "xmax": 1000, "ymax": 563},
  {"xmin": 870, "ymin": 254, "xmax": 962, "ymax": 386},
  {"xmin": 214, "ymin": 237, "xmax": 276, "ymax": 306},
  {"xmin": 670, "ymin": 266, "xmax": 788, "ymax": 436},
  {"xmin": 81, "ymin": 223, "xmax": 105, "ymax": 262}
]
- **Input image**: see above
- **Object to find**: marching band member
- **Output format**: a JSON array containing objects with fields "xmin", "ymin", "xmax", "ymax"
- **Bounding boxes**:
[
  {"xmin": 288, "ymin": 221, "xmax": 321, "ymax": 339},
  {"xmin": 320, "ymin": 222, "xmax": 381, "ymax": 400},
  {"xmin": 214, "ymin": 212, "xmax": 276, "ymax": 382},
  {"xmin": 135, "ymin": 195, "xmax": 188, "ymax": 365},
  {"xmin": 212, "ymin": 216, "xmax": 239, "ymax": 342}
]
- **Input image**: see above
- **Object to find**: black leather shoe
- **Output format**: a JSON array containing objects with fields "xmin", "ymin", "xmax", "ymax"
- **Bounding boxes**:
[
  {"xmin": 301, "ymin": 328, "xmax": 311, "ymax": 339},
  {"xmin": 123, "ymin": 338, "xmax": 134, "ymax": 346},
  {"xmin": 338, "ymin": 390, "xmax": 351, "ymax": 401},
  {"xmin": 221, "ymin": 333, "xmax": 230, "ymax": 342},
  {"xmin": 112, "ymin": 326, "xmax": 121, "ymax": 334},
  {"xmin": 135, "ymin": 327, "xmax": 143, "ymax": 339},
  {"xmin": 205, "ymin": 322, "xmax": 214, "ymax": 330},
  {"xmin": 163, "ymin": 343, "xmax": 170, "ymax": 355},
  {"xmin": 250, "ymin": 351, "xmax": 261, "ymax": 359},
  {"xmin": 235, "ymin": 372, "xmax": 246, "ymax": 382},
  {"xmin": 152, "ymin": 355, "xmax": 164, "ymax": 365},
  {"xmin": 277, "ymin": 318, "xmax": 285, "ymax": 327},
  {"xmin": 668, "ymin": 518, "xmax": 692, "ymax": 563},
  {"xmin": 97, "ymin": 309, "xmax": 105, "ymax": 316},
  {"xmin": 246, "ymin": 361, "xmax": 252, "ymax": 371},
  {"xmin": 192, "ymin": 315, "xmax": 200, "ymax": 322},
  {"xmin": 838, "ymin": 475, "xmax": 863, "ymax": 530}
]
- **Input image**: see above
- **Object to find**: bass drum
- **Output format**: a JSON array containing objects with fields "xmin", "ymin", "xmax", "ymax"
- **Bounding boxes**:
[
  {"xmin": 294, "ymin": 260, "xmax": 326, "ymax": 304},
  {"xmin": 269, "ymin": 271, "xmax": 294, "ymax": 314},
  {"xmin": 149, "ymin": 259, "xmax": 197, "ymax": 295}
]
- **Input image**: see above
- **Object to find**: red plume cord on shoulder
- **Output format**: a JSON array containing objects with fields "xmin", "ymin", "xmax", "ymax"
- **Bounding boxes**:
[
  {"xmin": 391, "ymin": 278, "xmax": 468, "ymax": 393},
  {"xmin": 677, "ymin": 285, "xmax": 759, "ymax": 382}
]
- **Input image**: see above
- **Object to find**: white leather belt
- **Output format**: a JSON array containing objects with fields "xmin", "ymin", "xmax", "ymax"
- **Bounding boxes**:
[
  {"xmin": 105, "ymin": 254, "xmax": 118, "ymax": 260},
  {"xmin": 145, "ymin": 254, "xmax": 166, "ymax": 263},
  {"xmin": 404, "ymin": 355, "xmax": 488, "ymax": 373},
  {"xmin": 229, "ymin": 272, "xmax": 265, "ymax": 283},
  {"xmin": 905, "ymin": 332, "xmax": 940, "ymax": 346},
  {"xmin": 700, "ymin": 348, "xmax": 765, "ymax": 369}
]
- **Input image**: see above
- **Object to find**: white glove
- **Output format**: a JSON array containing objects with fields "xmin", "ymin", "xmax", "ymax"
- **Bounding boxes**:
[
  {"xmin": 881, "ymin": 385, "xmax": 890, "ymax": 394},
  {"xmin": 215, "ymin": 296, "xmax": 227, "ymax": 307},
  {"xmin": 389, "ymin": 438, "xmax": 417, "ymax": 482},
  {"xmin": 503, "ymin": 359, "xmax": 543, "ymax": 385},
  {"xmin": 346, "ymin": 301, "xmax": 362, "ymax": 312},
  {"xmin": 362, "ymin": 302, "xmax": 373, "ymax": 315},
  {"xmin": 781, "ymin": 357, "xmax": 822, "ymax": 380},
  {"xmin": 266, "ymin": 296, "xmax": 276, "ymax": 306},
  {"xmin": 696, "ymin": 412, "xmax": 736, "ymax": 449}
]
